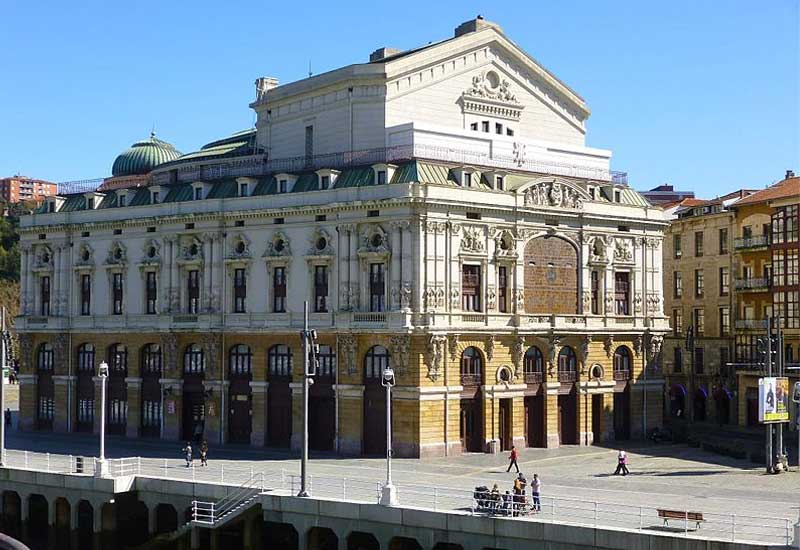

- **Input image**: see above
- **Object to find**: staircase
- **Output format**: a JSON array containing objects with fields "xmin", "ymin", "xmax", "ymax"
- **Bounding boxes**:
[{"xmin": 192, "ymin": 472, "xmax": 265, "ymax": 528}]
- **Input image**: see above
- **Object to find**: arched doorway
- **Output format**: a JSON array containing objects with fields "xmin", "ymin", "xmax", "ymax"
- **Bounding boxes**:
[
  {"xmin": 670, "ymin": 384, "xmax": 686, "ymax": 419},
  {"xmin": 28, "ymin": 494, "xmax": 48, "ymax": 550},
  {"xmin": 75, "ymin": 343, "xmax": 95, "ymax": 433},
  {"xmin": 557, "ymin": 346, "xmax": 578, "ymax": 445},
  {"xmin": 523, "ymin": 236, "xmax": 578, "ymax": 314},
  {"xmin": 76, "ymin": 501, "xmax": 93, "ymax": 550},
  {"xmin": 154, "ymin": 504, "xmax": 177, "ymax": 535},
  {"xmin": 54, "ymin": 498, "xmax": 70, "ymax": 550},
  {"xmin": 309, "ymin": 344, "xmax": 335, "ymax": 451},
  {"xmin": 714, "ymin": 387, "xmax": 732, "ymax": 425},
  {"xmin": 523, "ymin": 345, "xmax": 545, "ymax": 448},
  {"xmin": 459, "ymin": 347, "xmax": 484, "ymax": 453},
  {"xmin": 182, "ymin": 344, "xmax": 205, "ymax": 442},
  {"xmin": 308, "ymin": 527, "xmax": 338, "ymax": 550},
  {"xmin": 267, "ymin": 344, "xmax": 292, "ymax": 447},
  {"xmin": 363, "ymin": 345, "xmax": 390, "ymax": 456},
  {"xmin": 1, "ymin": 491, "xmax": 21, "ymax": 539},
  {"xmin": 141, "ymin": 344, "xmax": 162, "ymax": 438},
  {"xmin": 107, "ymin": 344, "xmax": 128, "ymax": 435},
  {"xmin": 228, "ymin": 344, "xmax": 253, "ymax": 444},
  {"xmin": 36, "ymin": 343, "xmax": 54, "ymax": 431},
  {"xmin": 694, "ymin": 387, "xmax": 707, "ymax": 422},
  {"xmin": 348, "ymin": 532, "xmax": 379, "ymax": 550},
  {"xmin": 613, "ymin": 346, "xmax": 632, "ymax": 440}
]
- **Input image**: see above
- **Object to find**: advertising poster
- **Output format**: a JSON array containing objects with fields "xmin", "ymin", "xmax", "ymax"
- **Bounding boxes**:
[{"xmin": 759, "ymin": 377, "xmax": 790, "ymax": 423}]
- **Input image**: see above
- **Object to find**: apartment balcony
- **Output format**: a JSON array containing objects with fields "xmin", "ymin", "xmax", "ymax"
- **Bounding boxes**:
[
  {"xmin": 734, "ymin": 319, "xmax": 769, "ymax": 330},
  {"xmin": 734, "ymin": 278, "xmax": 771, "ymax": 292},
  {"xmin": 558, "ymin": 370, "xmax": 577, "ymax": 383},
  {"xmin": 734, "ymin": 235, "xmax": 771, "ymax": 250},
  {"xmin": 613, "ymin": 368, "xmax": 632, "ymax": 381},
  {"xmin": 524, "ymin": 372, "xmax": 543, "ymax": 385}
]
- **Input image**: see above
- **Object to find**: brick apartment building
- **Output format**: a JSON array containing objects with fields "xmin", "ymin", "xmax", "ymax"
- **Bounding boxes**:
[{"xmin": 0, "ymin": 176, "xmax": 57, "ymax": 204}]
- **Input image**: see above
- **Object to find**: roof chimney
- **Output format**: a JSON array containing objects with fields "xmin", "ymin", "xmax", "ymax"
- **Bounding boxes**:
[
  {"xmin": 254, "ymin": 77, "xmax": 279, "ymax": 102},
  {"xmin": 454, "ymin": 16, "xmax": 503, "ymax": 37},
  {"xmin": 786, "ymin": 169, "xmax": 795, "ymax": 179},
  {"xmin": 369, "ymin": 47, "xmax": 402, "ymax": 62}
]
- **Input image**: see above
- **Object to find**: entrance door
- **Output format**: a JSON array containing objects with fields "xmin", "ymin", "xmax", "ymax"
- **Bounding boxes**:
[
  {"xmin": 267, "ymin": 381, "xmax": 291, "ymax": 447},
  {"xmin": 524, "ymin": 395, "xmax": 545, "ymax": 447},
  {"xmin": 558, "ymin": 390, "xmax": 577, "ymax": 445},
  {"xmin": 613, "ymin": 388, "xmax": 631, "ymax": 440},
  {"xmin": 460, "ymin": 396, "xmax": 483, "ymax": 453},
  {"xmin": 592, "ymin": 394, "xmax": 603, "ymax": 443},
  {"xmin": 228, "ymin": 393, "xmax": 252, "ymax": 444},
  {"xmin": 363, "ymin": 384, "xmax": 386, "ymax": 456},
  {"xmin": 182, "ymin": 389, "xmax": 205, "ymax": 442},
  {"xmin": 499, "ymin": 399, "xmax": 512, "ymax": 451},
  {"xmin": 309, "ymin": 386, "xmax": 335, "ymax": 451}
]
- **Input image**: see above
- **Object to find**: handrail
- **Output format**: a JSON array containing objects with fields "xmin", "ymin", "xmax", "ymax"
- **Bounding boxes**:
[{"xmin": 192, "ymin": 472, "xmax": 264, "ymax": 526}]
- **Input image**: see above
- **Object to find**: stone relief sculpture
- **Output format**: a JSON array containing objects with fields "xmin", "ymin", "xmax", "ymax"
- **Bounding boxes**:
[
  {"xmin": 161, "ymin": 332, "xmax": 178, "ymax": 376},
  {"xmin": 510, "ymin": 336, "xmax": 525, "ymax": 379},
  {"xmin": 460, "ymin": 226, "xmax": 485, "ymax": 254},
  {"xmin": 390, "ymin": 335, "xmax": 410, "ymax": 377},
  {"xmin": 633, "ymin": 335, "xmax": 643, "ymax": 357},
  {"xmin": 486, "ymin": 334, "xmax": 495, "ymax": 362},
  {"xmin": 426, "ymin": 335, "xmax": 447, "ymax": 382},
  {"xmin": 265, "ymin": 232, "xmax": 291, "ymax": 257},
  {"xmin": 604, "ymin": 335, "xmax": 614, "ymax": 358},
  {"xmin": 613, "ymin": 238, "xmax": 633, "ymax": 263},
  {"xmin": 448, "ymin": 334, "xmax": 459, "ymax": 362},
  {"xmin": 463, "ymin": 70, "xmax": 520, "ymax": 103},
  {"xmin": 523, "ymin": 181, "xmax": 584, "ymax": 209},
  {"xmin": 338, "ymin": 334, "xmax": 357, "ymax": 376},
  {"xmin": 105, "ymin": 241, "xmax": 127, "ymax": 265}
]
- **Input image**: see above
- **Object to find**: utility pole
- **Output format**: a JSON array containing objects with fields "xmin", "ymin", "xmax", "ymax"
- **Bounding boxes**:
[
  {"xmin": 0, "ymin": 307, "xmax": 7, "ymax": 467},
  {"xmin": 775, "ymin": 325, "xmax": 784, "ymax": 470},
  {"xmin": 298, "ymin": 301, "xmax": 317, "ymax": 497},
  {"xmin": 765, "ymin": 318, "xmax": 773, "ymax": 474}
]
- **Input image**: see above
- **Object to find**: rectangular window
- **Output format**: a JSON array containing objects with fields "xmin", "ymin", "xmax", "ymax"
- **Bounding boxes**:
[
  {"xmin": 314, "ymin": 265, "xmax": 329, "ymax": 313},
  {"xmin": 142, "ymin": 401, "xmax": 162, "ymax": 427},
  {"xmin": 506, "ymin": 128, "xmax": 514, "ymax": 136},
  {"xmin": 38, "ymin": 397, "xmax": 54, "ymax": 421},
  {"xmin": 695, "ymin": 231, "xmax": 704, "ymax": 257},
  {"xmin": 188, "ymin": 270, "xmax": 200, "ymax": 314},
  {"xmin": 673, "ymin": 308, "xmax": 683, "ymax": 336},
  {"xmin": 461, "ymin": 265, "xmax": 481, "ymax": 312},
  {"xmin": 40, "ymin": 276, "xmax": 50, "ymax": 316},
  {"xmin": 233, "ymin": 268, "xmax": 246, "ymax": 313},
  {"xmin": 470, "ymin": 122, "xmax": 478, "ymax": 131},
  {"xmin": 694, "ymin": 269, "xmax": 704, "ymax": 297},
  {"xmin": 673, "ymin": 347, "xmax": 683, "ymax": 374},
  {"xmin": 151, "ymin": 191, "xmax": 159, "ymax": 203},
  {"xmin": 321, "ymin": 175, "xmax": 330, "ymax": 189},
  {"xmin": 464, "ymin": 173, "xmax": 472, "ymax": 187},
  {"xmin": 719, "ymin": 306, "xmax": 730, "ymax": 336},
  {"xmin": 118, "ymin": 195, "xmax": 126, "ymax": 207},
  {"xmin": 80, "ymin": 274, "xmax": 91, "ymax": 316},
  {"xmin": 495, "ymin": 122, "xmax": 503, "ymax": 134},
  {"xmin": 481, "ymin": 121, "xmax": 489, "ymax": 132},
  {"xmin": 694, "ymin": 308, "xmax": 705, "ymax": 335},
  {"xmin": 146, "ymin": 272, "xmax": 157, "ymax": 314},
  {"xmin": 305, "ymin": 125, "xmax": 314, "ymax": 164},
  {"xmin": 239, "ymin": 182, "xmax": 248, "ymax": 197},
  {"xmin": 673, "ymin": 234, "xmax": 682, "ymax": 259},
  {"xmin": 719, "ymin": 227, "xmax": 729, "ymax": 255},
  {"xmin": 719, "ymin": 267, "xmax": 729, "ymax": 296},
  {"xmin": 376, "ymin": 170, "xmax": 387, "ymax": 185},
  {"xmin": 273, "ymin": 267, "xmax": 286, "ymax": 312},
  {"xmin": 694, "ymin": 347, "xmax": 705, "ymax": 375},
  {"xmin": 673, "ymin": 271, "xmax": 682, "ymax": 298},
  {"xmin": 498, "ymin": 266, "xmax": 508, "ymax": 313},
  {"xmin": 278, "ymin": 180, "xmax": 288, "ymax": 194},
  {"xmin": 614, "ymin": 272, "xmax": 630, "ymax": 315},
  {"xmin": 78, "ymin": 399, "xmax": 94, "ymax": 423},
  {"xmin": 194, "ymin": 187, "xmax": 203, "ymax": 200},
  {"xmin": 591, "ymin": 270, "xmax": 599, "ymax": 314},
  {"xmin": 369, "ymin": 263, "xmax": 386, "ymax": 312},
  {"xmin": 496, "ymin": 176, "xmax": 504, "ymax": 190},
  {"xmin": 112, "ymin": 272, "xmax": 123, "ymax": 315}
]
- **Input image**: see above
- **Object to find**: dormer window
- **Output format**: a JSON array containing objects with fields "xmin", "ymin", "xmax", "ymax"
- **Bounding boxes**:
[
  {"xmin": 495, "ymin": 123, "xmax": 503, "ymax": 135},
  {"xmin": 273, "ymin": 173, "xmax": 299, "ymax": 194},
  {"xmin": 496, "ymin": 176, "xmax": 504, "ymax": 190},
  {"xmin": 321, "ymin": 176, "xmax": 330, "ymax": 189},
  {"xmin": 315, "ymin": 169, "xmax": 339, "ymax": 190},
  {"xmin": 152, "ymin": 191, "xmax": 160, "ymax": 203},
  {"xmin": 48, "ymin": 202, "xmax": 55, "ymax": 213},
  {"xmin": 87, "ymin": 197, "xmax": 95, "ymax": 209},
  {"xmin": 239, "ymin": 182, "xmax": 249, "ymax": 197},
  {"xmin": 464, "ymin": 173, "xmax": 472, "ymax": 187},
  {"xmin": 615, "ymin": 190, "xmax": 621, "ymax": 203},
  {"xmin": 589, "ymin": 187, "xmax": 596, "ymax": 200},
  {"xmin": 371, "ymin": 164, "xmax": 396, "ymax": 186},
  {"xmin": 118, "ymin": 193, "xmax": 127, "ymax": 207},
  {"xmin": 194, "ymin": 187, "xmax": 203, "ymax": 200},
  {"xmin": 278, "ymin": 180, "xmax": 287, "ymax": 193},
  {"xmin": 377, "ymin": 171, "xmax": 387, "ymax": 185}
]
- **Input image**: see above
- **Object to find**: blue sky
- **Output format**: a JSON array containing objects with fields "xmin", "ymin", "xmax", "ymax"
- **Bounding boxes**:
[{"xmin": 1, "ymin": 0, "xmax": 798, "ymax": 197}]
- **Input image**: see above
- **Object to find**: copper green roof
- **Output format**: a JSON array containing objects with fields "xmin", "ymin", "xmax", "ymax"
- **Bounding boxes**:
[{"xmin": 112, "ymin": 133, "xmax": 182, "ymax": 177}]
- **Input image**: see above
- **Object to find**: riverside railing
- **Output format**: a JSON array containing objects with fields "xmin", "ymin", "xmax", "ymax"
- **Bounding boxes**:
[{"xmin": 0, "ymin": 452, "xmax": 792, "ymax": 545}]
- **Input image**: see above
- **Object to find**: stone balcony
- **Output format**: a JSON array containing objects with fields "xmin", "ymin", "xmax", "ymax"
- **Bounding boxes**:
[
  {"xmin": 734, "ymin": 234, "xmax": 771, "ymax": 250},
  {"xmin": 734, "ymin": 278, "xmax": 771, "ymax": 292}
]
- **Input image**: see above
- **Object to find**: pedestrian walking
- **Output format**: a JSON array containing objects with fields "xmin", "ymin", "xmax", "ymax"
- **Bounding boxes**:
[
  {"xmin": 506, "ymin": 445, "xmax": 519, "ymax": 473},
  {"xmin": 182, "ymin": 442, "xmax": 193, "ymax": 468},
  {"xmin": 200, "ymin": 440, "xmax": 208, "ymax": 467},
  {"xmin": 613, "ymin": 450, "xmax": 629, "ymax": 476},
  {"xmin": 531, "ymin": 473, "xmax": 541, "ymax": 512}
]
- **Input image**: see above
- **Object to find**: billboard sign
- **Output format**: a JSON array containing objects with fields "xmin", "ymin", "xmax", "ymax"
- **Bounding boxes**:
[{"xmin": 759, "ymin": 377, "xmax": 790, "ymax": 423}]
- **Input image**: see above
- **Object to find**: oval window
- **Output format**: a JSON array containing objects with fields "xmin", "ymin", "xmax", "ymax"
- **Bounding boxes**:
[
  {"xmin": 82, "ymin": 249, "xmax": 90, "ymax": 262},
  {"xmin": 274, "ymin": 239, "xmax": 285, "ymax": 252},
  {"xmin": 316, "ymin": 237, "xmax": 327, "ymax": 251},
  {"xmin": 235, "ymin": 241, "xmax": 246, "ymax": 254},
  {"xmin": 148, "ymin": 246, "xmax": 157, "ymax": 258},
  {"xmin": 371, "ymin": 234, "xmax": 383, "ymax": 248}
]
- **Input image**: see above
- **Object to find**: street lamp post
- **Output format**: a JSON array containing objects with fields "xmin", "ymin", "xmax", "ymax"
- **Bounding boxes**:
[
  {"xmin": 298, "ymin": 301, "xmax": 317, "ymax": 497},
  {"xmin": 96, "ymin": 361, "xmax": 109, "ymax": 477},
  {"xmin": 0, "ymin": 307, "xmax": 7, "ymax": 467},
  {"xmin": 379, "ymin": 367, "xmax": 398, "ymax": 506}
]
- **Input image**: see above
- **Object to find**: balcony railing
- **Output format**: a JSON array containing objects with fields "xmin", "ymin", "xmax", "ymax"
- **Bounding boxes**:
[
  {"xmin": 460, "ymin": 374, "xmax": 482, "ymax": 386},
  {"xmin": 613, "ymin": 369, "xmax": 631, "ymax": 381},
  {"xmin": 147, "ymin": 143, "xmax": 627, "ymax": 186},
  {"xmin": 558, "ymin": 370, "xmax": 577, "ymax": 383},
  {"xmin": 524, "ymin": 372, "xmax": 543, "ymax": 385},
  {"xmin": 734, "ymin": 278, "xmax": 770, "ymax": 291},
  {"xmin": 734, "ymin": 235, "xmax": 771, "ymax": 250},
  {"xmin": 735, "ymin": 319, "xmax": 769, "ymax": 330},
  {"xmin": 56, "ymin": 178, "xmax": 105, "ymax": 195}
]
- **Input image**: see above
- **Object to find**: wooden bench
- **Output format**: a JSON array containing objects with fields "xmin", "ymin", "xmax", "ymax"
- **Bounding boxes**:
[{"xmin": 657, "ymin": 509, "xmax": 704, "ymax": 529}]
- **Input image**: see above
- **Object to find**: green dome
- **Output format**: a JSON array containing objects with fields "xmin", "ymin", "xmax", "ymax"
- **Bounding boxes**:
[{"xmin": 112, "ymin": 133, "xmax": 182, "ymax": 177}]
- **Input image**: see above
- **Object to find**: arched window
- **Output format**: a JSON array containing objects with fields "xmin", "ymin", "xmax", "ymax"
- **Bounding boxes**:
[
  {"xmin": 524, "ymin": 346, "xmax": 544, "ymax": 384},
  {"xmin": 76, "ymin": 344, "xmax": 95, "ymax": 372},
  {"xmin": 268, "ymin": 345, "xmax": 292, "ymax": 377},
  {"xmin": 557, "ymin": 346, "xmax": 577, "ymax": 382},
  {"xmin": 183, "ymin": 344, "xmax": 204, "ymax": 375},
  {"xmin": 229, "ymin": 344, "xmax": 252, "ymax": 375},
  {"xmin": 141, "ymin": 344, "xmax": 162, "ymax": 376},
  {"xmin": 460, "ymin": 347, "xmax": 483, "ymax": 386},
  {"xmin": 37, "ymin": 343, "xmax": 54, "ymax": 371},
  {"xmin": 317, "ymin": 344, "xmax": 336, "ymax": 378},
  {"xmin": 108, "ymin": 344, "xmax": 128, "ymax": 374},
  {"xmin": 364, "ymin": 345, "xmax": 389, "ymax": 380},
  {"xmin": 613, "ymin": 346, "xmax": 632, "ymax": 380}
]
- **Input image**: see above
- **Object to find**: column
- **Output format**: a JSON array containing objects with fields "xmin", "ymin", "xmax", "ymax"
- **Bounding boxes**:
[
  {"xmin": 147, "ymin": 504, "xmax": 157, "ymax": 536},
  {"xmin": 52, "ymin": 246, "xmax": 61, "ymax": 316},
  {"xmin": 544, "ymin": 383, "xmax": 560, "ymax": 448},
  {"xmin": 18, "ymin": 374, "xmax": 37, "ymax": 431},
  {"xmin": 52, "ymin": 376, "xmax": 74, "ymax": 433},
  {"xmin": 125, "ymin": 378, "xmax": 142, "ymax": 438},
  {"xmin": 26, "ymin": 247, "xmax": 35, "ymax": 315},
  {"xmin": 250, "ymin": 382, "xmax": 268, "ymax": 446},
  {"xmin": 203, "ymin": 235, "xmax": 213, "ymax": 312},
  {"xmin": 61, "ymin": 244, "xmax": 71, "ymax": 317},
  {"xmin": 400, "ymin": 222, "xmax": 413, "ymax": 311},
  {"xmin": 92, "ymin": 502, "xmax": 103, "ymax": 550},
  {"xmin": 212, "ymin": 235, "xmax": 224, "ymax": 312},
  {"xmin": 348, "ymin": 227, "xmax": 359, "ymax": 310},
  {"xmin": 337, "ymin": 225, "xmax": 350, "ymax": 311},
  {"xmin": 169, "ymin": 238, "xmax": 180, "ymax": 313},
  {"xmin": 389, "ymin": 223, "xmax": 401, "ymax": 309},
  {"xmin": 20, "ymin": 247, "xmax": 28, "ymax": 313}
]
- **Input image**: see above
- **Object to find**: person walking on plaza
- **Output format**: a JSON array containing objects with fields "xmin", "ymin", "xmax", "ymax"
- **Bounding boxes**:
[
  {"xmin": 613, "ymin": 450, "xmax": 629, "ymax": 476},
  {"xmin": 182, "ymin": 442, "xmax": 193, "ymax": 468},
  {"xmin": 506, "ymin": 445, "xmax": 520, "ymax": 473},
  {"xmin": 531, "ymin": 473, "xmax": 541, "ymax": 512},
  {"xmin": 199, "ymin": 440, "xmax": 209, "ymax": 467}
]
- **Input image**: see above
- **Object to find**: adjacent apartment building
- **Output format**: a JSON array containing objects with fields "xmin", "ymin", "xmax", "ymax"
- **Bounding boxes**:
[
  {"xmin": 15, "ymin": 17, "xmax": 669, "ymax": 457},
  {"xmin": 0, "ymin": 176, "xmax": 56, "ymax": 204}
]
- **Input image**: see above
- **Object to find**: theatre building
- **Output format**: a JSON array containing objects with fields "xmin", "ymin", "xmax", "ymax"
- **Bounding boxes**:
[{"xmin": 15, "ymin": 17, "xmax": 668, "ymax": 457}]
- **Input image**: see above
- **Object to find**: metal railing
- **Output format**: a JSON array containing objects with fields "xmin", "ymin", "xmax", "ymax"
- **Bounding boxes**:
[
  {"xmin": 524, "ymin": 372, "xmax": 543, "ymax": 384},
  {"xmin": 192, "ymin": 472, "xmax": 264, "ymax": 526},
  {"xmin": 734, "ymin": 319, "xmax": 769, "ymax": 329},
  {"xmin": 460, "ymin": 374, "xmax": 482, "ymax": 386},
  {"xmin": 56, "ymin": 179, "xmax": 105, "ymax": 195},
  {"xmin": 558, "ymin": 370, "xmax": 577, "ymax": 383},
  {"xmin": 734, "ymin": 235, "xmax": 770, "ymax": 249},
  {"xmin": 612, "ymin": 369, "xmax": 631, "ymax": 381},
  {"xmin": 734, "ymin": 278, "xmax": 770, "ymax": 290}
]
